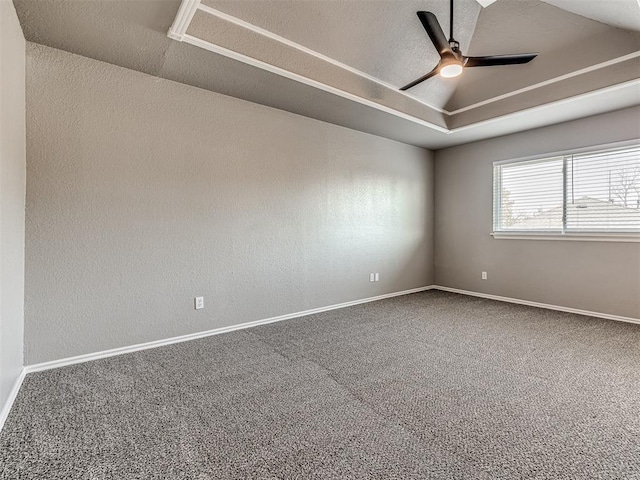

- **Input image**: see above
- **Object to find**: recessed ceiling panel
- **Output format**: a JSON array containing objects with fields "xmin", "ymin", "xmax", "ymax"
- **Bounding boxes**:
[{"xmin": 12, "ymin": 0, "xmax": 640, "ymax": 150}]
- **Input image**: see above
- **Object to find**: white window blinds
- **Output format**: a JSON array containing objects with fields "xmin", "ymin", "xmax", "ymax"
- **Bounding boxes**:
[{"xmin": 494, "ymin": 144, "xmax": 640, "ymax": 234}]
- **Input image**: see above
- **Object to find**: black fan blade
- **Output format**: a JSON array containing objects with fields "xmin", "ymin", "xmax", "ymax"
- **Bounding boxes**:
[
  {"xmin": 464, "ymin": 53, "xmax": 537, "ymax": 67},
  {"xmin": 400, "ymin": 66, "xmax": 439, "ymax": 91},
  {"xmin": 417, "ymin": 11, "xmax": 453, "ymax": 57}
]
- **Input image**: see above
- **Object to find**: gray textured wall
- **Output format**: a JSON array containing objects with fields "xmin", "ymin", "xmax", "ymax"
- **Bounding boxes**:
[
  {"xmin": 434, "ymin": 106, "xmax": 640, "ymax": 319},
  {"xmin": 0, "ymin": 0, "xmax": 26, "ymax": 409},
  {"xmin": 25, "ymin": 43, "xmax": 434, "ymax": 364}
]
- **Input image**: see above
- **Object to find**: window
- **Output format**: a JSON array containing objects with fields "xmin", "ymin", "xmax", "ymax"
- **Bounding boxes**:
[{"xmin": 493, "ymin": 143, "xmax": 640, "ymax": 236}]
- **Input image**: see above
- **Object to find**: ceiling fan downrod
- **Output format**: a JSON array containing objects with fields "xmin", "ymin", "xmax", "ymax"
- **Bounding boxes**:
[{"xmin": 449, "ymin": 0, "xmax": 460, "ymax": 52}]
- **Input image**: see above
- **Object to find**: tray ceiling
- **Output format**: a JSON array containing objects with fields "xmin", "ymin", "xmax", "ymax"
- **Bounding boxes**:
[{"xmin": 14, "ymin": 0, "xmax": 640, "ymax": 149}]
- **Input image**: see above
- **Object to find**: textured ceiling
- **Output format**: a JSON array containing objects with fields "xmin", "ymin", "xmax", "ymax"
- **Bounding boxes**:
[
  {"xmin": 448, "ymin": 0, "xmax": 640, "ymax": 111},
  {"xmin": 200, "ymin": 0, "xmax": 482, "ymax": 109},
  {"xmin": 12, "ymin": 0, "xmax": 640, "ymax": 149},
  {"xmin": 541, "ymin": 0, "xmax": 640, "ymax": 32},
  {"xmin": 182, "ymin": 0, "xmax": 640, "ymax": 126}
]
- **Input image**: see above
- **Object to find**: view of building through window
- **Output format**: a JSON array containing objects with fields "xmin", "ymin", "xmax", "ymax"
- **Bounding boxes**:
[{"xmin": 494, "ymin": 144, "xmax": 640, "ymax": 233}]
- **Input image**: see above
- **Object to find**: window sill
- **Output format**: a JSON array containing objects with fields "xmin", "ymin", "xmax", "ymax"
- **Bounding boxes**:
[{"xmin": 491, "ymin": 232, "xmax": 640, "ymax": 243}]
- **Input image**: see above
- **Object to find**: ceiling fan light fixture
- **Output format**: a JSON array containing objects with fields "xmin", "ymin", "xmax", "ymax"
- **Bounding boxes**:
[
  {"xmin": 399, "ymin": 3, "xmax": 538, "ymax": 91},
  {"xmin": 439, "ymin": 60, "xmax": 463, "ymax": 78}
]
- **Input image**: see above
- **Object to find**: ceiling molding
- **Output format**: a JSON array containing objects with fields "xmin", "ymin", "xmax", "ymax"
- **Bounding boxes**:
[
  {"xmin": 11, "ymin": 0, "xmax": 638, "ymax": 150},
  {"xmin": 174, "ymin": 1, "xmax": 640, "ymax": 121},
  {"xmin": 450, "ymin": 78, "xmax": 640, "ymax": 134},
  {"xmin": 174, "ymin": 29, "xmax": 640, "ymax": 141},
  {"xmin": 167, "ymin": 0, "xmax": 640, "ymax": 144},
  {"xmin": 168, "ymin": 0, "xmax": 200, "ymax": 41},
  {"xmin": 180, "ymin": 33, "xmax": 451, "ymax": 134},
  {"xmin": 195, "ymin": 3, "xmax": 448, "ymax": 115},
  {"xmin": 448, "ymin": 51, "xmax": 640, "ymax": 115}
]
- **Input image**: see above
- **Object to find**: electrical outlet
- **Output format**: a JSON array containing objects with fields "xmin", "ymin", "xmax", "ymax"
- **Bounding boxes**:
[
  {"xmin": 369, "ymin": 273, "xmax": 375, "ymax": 282},
  {"xmin": 481, "ymin": 272, "xmax": 488, "ymax": 280},
  {"xmin": 195, "ymin": 296, "xmax": 204, "ymax": 310}
]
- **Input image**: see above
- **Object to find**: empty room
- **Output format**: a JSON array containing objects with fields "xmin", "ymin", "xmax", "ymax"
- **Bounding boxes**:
[{"xmin": 1, "ymin": 0, "xmax": 639, "ymax": 478}]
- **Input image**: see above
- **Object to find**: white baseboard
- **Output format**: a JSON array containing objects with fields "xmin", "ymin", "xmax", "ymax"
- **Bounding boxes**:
[
  {"xmin": 432, "ymin": 286, "xmax": 640, "ymax": 325},
  {"xmin": 25, "ymin": 286, "xmax": 436, "ymax": 374},
  {"xmin": 8, "ymin": 284, "xmax": 637, "ymax": 433},
  {"xmin": 0, "ymin": 368, "xmax": 26, "ymax": 434}
]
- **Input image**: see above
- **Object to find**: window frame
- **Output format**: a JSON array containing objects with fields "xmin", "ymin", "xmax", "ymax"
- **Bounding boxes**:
[{"xmin": 491, "ymin": 140, "xmax": 640, "ymax": 243}]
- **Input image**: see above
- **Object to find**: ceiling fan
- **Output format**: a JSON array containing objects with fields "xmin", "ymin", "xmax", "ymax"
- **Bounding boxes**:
[{"xmin": 400, "ymin": 0, "xmax": 537, "ymax": 91}]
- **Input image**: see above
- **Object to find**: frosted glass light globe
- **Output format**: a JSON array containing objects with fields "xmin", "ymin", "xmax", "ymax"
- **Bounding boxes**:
[{"xmin": 440, "ymin": 63, "xmax": 463, "ymax": 78}]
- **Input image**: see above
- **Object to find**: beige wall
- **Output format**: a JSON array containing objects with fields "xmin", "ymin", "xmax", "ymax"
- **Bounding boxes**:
[
  {"xmin": 0, "ymin": 0, "xmax": 26, "ymax": 412},
  {"xmin": 25, "ymin": 43, "xmax": 434, "ymax": 364},
  {"xmin": 434, "ymin": 107, "xmax": 640, "ymax": 319}
]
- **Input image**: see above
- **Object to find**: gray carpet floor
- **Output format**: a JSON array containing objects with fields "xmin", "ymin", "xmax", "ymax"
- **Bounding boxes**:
[{"xmin": 1, "ymin": 291, "xmax": 639, "ymax": 479}]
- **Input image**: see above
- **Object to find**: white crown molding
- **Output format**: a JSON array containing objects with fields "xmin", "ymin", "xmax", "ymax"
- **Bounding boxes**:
[
  {"xmin": 173, "ymin": 1, "xmax": 640, "ymax": 122},
  {"xmin": 447, "ymin": 51, "xmax": 640, "ymax": 116},
  {"xmin": 167, "ymin": 0, "xmax": 640, "ymax": 137},
  {"xmin": 433, "ymin": 286, "xmax": 640, "ymax": 325},
  {"xmin": 449, "ymin": 77, "xmax": 640, "ymax": 134},
  {"xmin": 195, "ymin": 3, "xmax": 448, "ymax": 115},
  {"xmin": 24, "ymin": 286, "xmax": 436, "ymax": 374},
  {"xmin": 167, "ymin": 29, "xmax": 640, "ymax": 139},
  {"xmin": 0, "ymin": 369, "xmax": 26, "ymax": 434},
  {"xmin": 168, "ymin": 0, "xmax": 201, "ymax": 41},
  {"xmin": 180, "ymin": 33, "xmax": 451, "ymax": 133}
]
